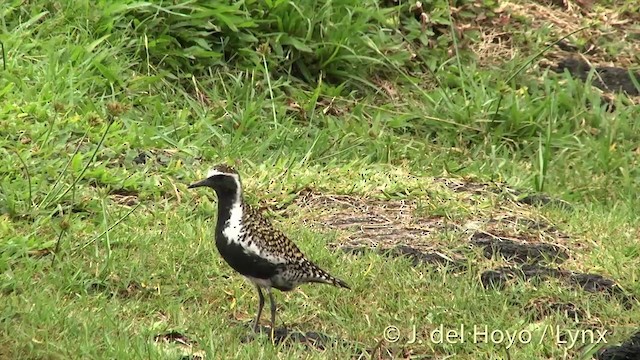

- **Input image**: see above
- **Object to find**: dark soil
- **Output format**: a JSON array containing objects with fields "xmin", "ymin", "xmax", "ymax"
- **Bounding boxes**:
[
  {"xmin": 551, "ymin": 57, "xmax": 640, "ymax": 96},
  {"xmin": 341, "ymin": 245, "xmax": 467, "ymax": 272},
  {"xmin": 597, "ymin": 331, "xmax": 640, "ymax": 360},
  {"xmin": 480, "ymin": 265, "xmax": 637, "ymax": 309},
  {"xmin": 471, "ymin": 232, "xmax": 569, "ymax": 264}
]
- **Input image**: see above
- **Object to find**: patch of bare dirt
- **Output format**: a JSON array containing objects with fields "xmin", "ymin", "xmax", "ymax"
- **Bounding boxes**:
[
  {"xmin": 286, "ymin": 182, "xmax": 636, "ymax": 310},
  {"xmin": 342, "ymin": 244, "xmax": 467, "ymax": 272},
  {"xmin": 293, "ymin": 182, "xmax": 574, "ymax": 248},
  {"xmin": 434, "ymin": 177, "xmax": 573, "ymax": 210},
  {"xmin": 465, "ymin": 212, "xmax": 576, "ymax": 263},
  {"xmin": 548, "ymin": 58, "xmax": 640, "ymax": 96},
  {"xmin": 290, "ymin": 185, "xmax": 577, "ymax": 274},
  {"xmin": 470, "ymin": 231, "xmax": 569, "ymax": 264},
  {"xmin": 523, "ymin": 296, "xmax": 586, "ymax": 322},
  {"xmin": 483, "ymin": 214, "xmax": 572, "ymax": 242},
  {"xmin": 293, "ymin": 191, "xmax": 453, "ymax": 252}
]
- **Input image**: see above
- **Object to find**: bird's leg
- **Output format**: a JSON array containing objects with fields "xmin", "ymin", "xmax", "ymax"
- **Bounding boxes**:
[
  {"xmin": 267, "ymin": 287, "xmax": 277, "ymax": 341},
  {"xmin": 254, "ymin": 284, "xmax": 265, "ymax": 333}
]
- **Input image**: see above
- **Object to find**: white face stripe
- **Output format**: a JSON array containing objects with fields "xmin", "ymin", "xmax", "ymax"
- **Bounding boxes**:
[
  {"xmin": 206, "ymin": 168, "xmax": 241, "ymax": 185},
  {"xmin": 207, "ymin": 168, "xmax": 223, "ymax": 178}
]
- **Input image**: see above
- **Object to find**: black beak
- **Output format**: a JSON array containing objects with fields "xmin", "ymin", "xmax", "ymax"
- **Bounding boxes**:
[{"xmin": 187, "ymin": 178, "xmax": 209, "ymax": 189}]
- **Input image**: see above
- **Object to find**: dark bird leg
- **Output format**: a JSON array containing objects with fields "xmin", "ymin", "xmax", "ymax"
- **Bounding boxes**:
[
  {"xmin": 267, "ymin": 288, "xmax": 277, "ymax": 340},
  {"xmin": 254, "ymin": 284, "xmax": 265, "ymax": 333}
]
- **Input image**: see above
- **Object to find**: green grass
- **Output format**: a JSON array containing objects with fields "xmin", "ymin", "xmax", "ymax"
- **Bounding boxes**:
[{"xmin": 1, "ymin": 0, "xmax": 639, "ymax": 359}]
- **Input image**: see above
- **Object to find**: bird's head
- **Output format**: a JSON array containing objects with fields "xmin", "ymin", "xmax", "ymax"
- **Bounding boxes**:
[{"xmin": 188, "ymin": 163, "xmax": 241, "ymax": 195}]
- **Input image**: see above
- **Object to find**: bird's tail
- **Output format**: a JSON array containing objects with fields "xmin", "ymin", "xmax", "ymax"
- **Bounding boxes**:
[
  {"xmin": 308, "ymin": 264, "xmax": 350, "ymax": 290},
  {"xmin": 330, "ymin": 275, "xmax": 351, "ymax": 290}
]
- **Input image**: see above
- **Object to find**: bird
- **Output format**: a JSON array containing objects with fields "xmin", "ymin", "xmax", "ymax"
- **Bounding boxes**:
[{"xmin": 187, "ymin": 163, "xmax": 350, "ymax": 336}]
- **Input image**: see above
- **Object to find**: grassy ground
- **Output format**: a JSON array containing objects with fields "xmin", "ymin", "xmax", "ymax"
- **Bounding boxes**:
[{"xmin": 1, "ymin": 0, "xmax": 639, "ymax": 359}]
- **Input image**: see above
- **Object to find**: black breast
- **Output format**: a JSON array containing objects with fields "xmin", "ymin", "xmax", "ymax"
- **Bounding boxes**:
[{"xmin": 214, "ymin": 233, "xmax": 281, "ymax": 280}]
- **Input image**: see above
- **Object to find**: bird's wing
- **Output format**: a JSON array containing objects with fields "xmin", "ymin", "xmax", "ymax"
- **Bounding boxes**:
[
  {"xmin": 242, "ymin": 204, "xmax": 350, "ymax": 289},
  {"xmin": 241, "ymin": 204, "xmax": 307, "ymax": 264}
]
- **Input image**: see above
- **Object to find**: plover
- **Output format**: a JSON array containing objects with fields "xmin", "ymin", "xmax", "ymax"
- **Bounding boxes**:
[{"xmin": 188, "ymin": 164, "xmax": 350, "ymax": 335}]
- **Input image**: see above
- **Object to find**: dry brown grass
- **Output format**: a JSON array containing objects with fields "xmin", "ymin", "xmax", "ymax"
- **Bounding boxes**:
[{"xmin": 472, "ymin": 0, "xmax": 640, "ymax": 68}]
